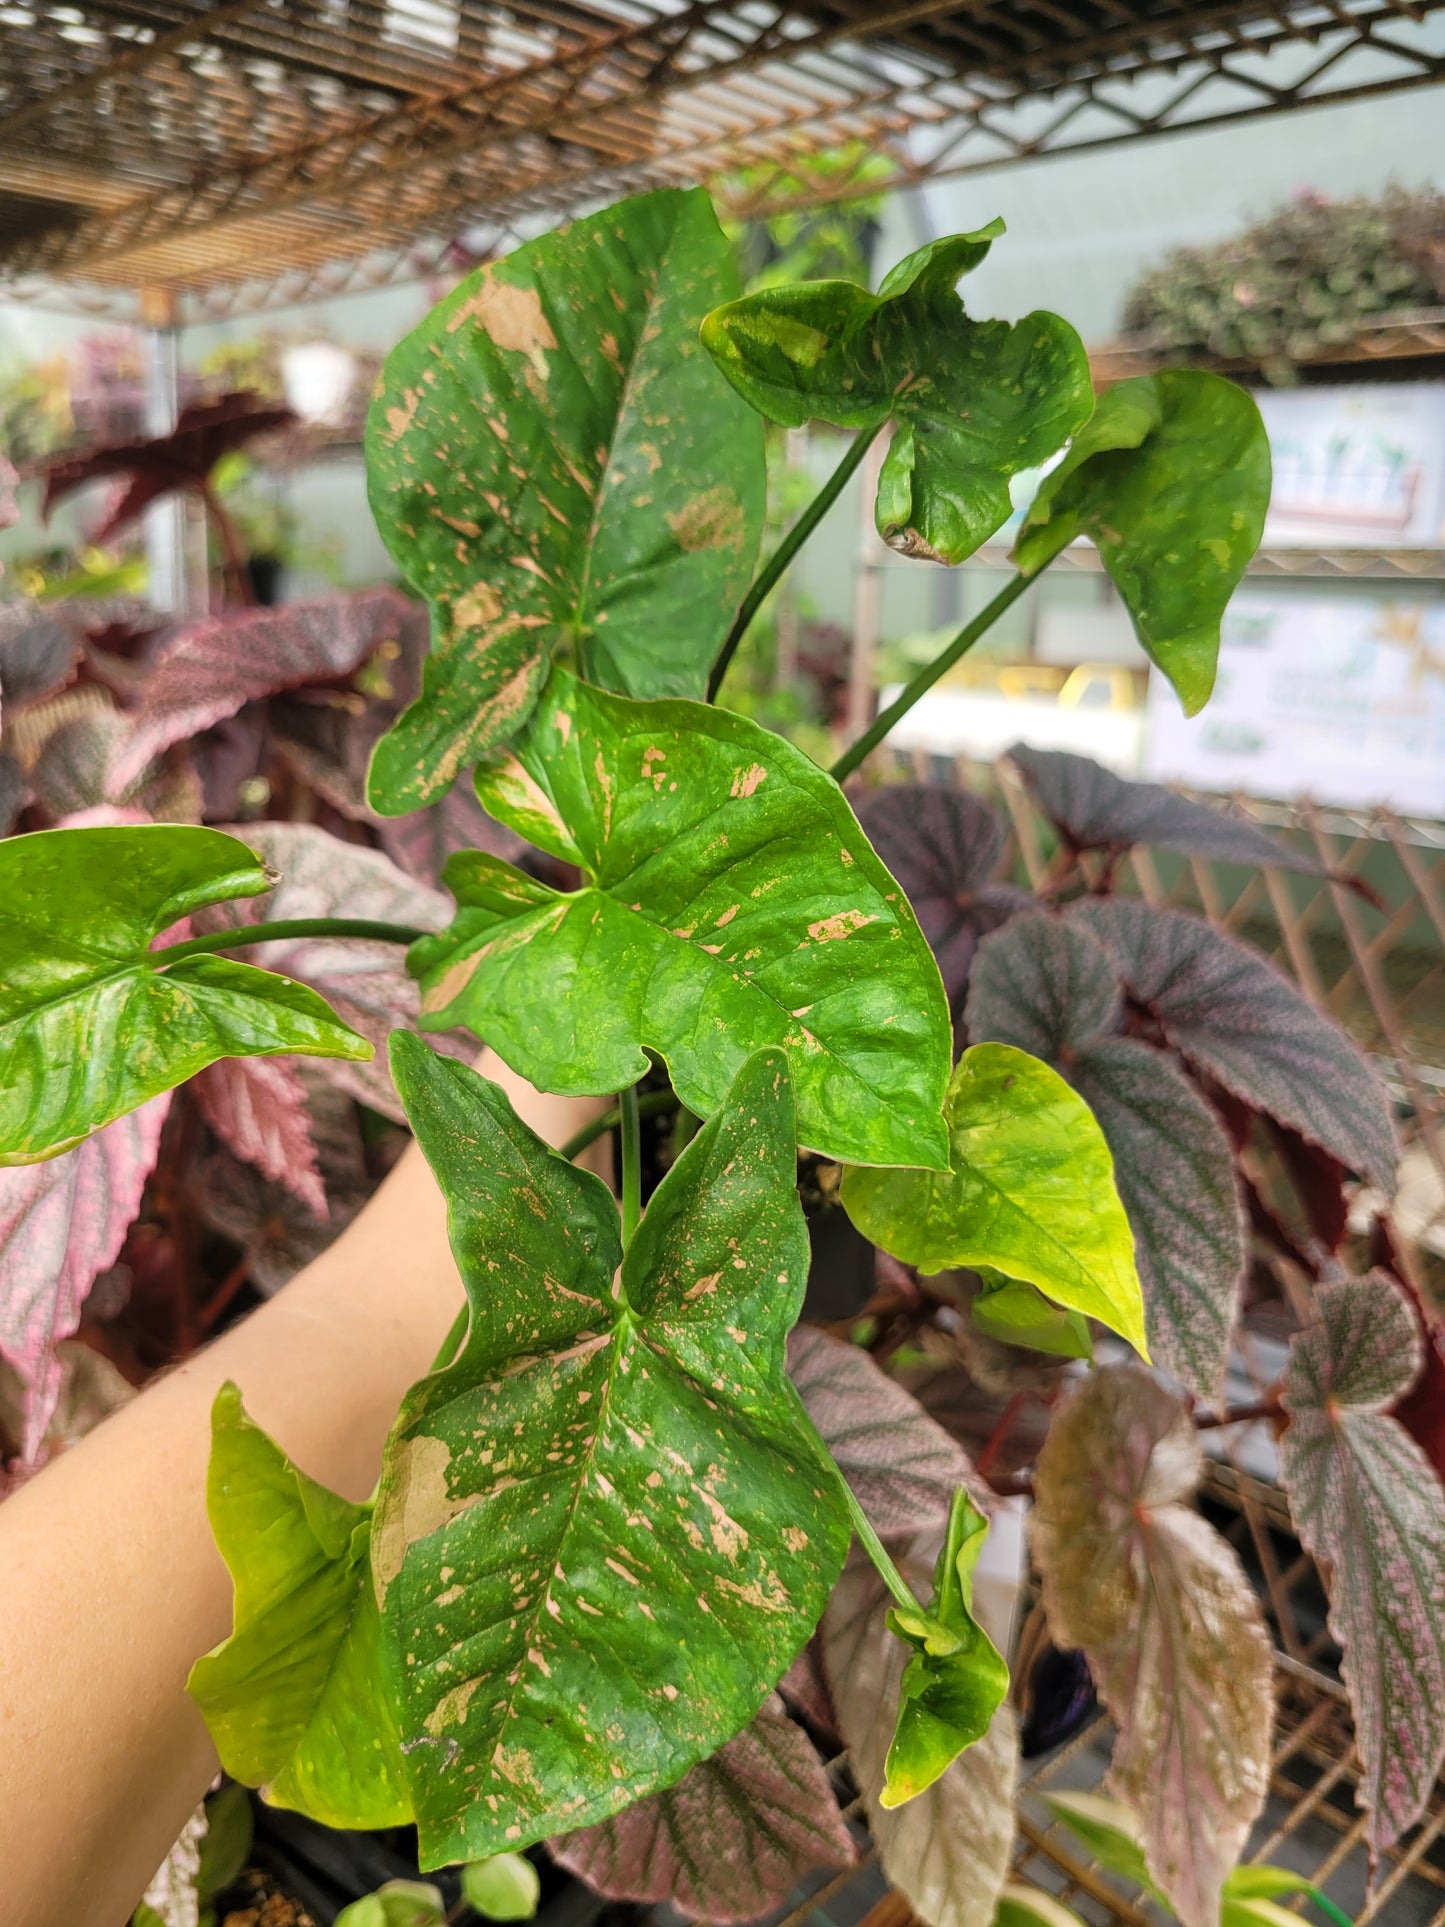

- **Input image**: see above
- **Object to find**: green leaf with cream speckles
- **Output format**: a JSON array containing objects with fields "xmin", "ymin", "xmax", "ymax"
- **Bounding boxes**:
[
  {"xmin": 188, "ymin": 1383, "xmax": 411, "ymax": 1830},
  {"xmin": 1011, "ymin": 371, "xmax": 1270, "ymax": 714},
  {"xmin": 365, "ymin": 186, "xmax": 764, "ymax": 812},
  {"xmin": 841, "ymin": 1043, "xmax": 1146, "ymax": 1354},
  {"xmin": 374, "ymin": 1036, "xmax": 851, "ymax": 1869},
  {"xmin": 408, "ymin": 670, "xmax": 951, "ymax": 1171},
  {"xmin": 0, "ymin": 824, "xmax": 371, "ymax": 1164},
  {"xmin": 701, "ymin": 222, "xmax": 1091, "ymax": 564}
]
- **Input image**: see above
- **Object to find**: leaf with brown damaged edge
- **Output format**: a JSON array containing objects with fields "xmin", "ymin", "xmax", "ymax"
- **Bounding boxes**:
[
  {"xmin": 823, "ymin": 1551, "xmax": 1017, "ymax": 1927},
  {"xmin": 703, "ymin": 221, "xmax": 1091, "ymax": 566},
  {"xmin": 548, "ymin": 1692, "xmax": 854, "ymax": 1922},
  {"xmin": 374, "ymin": 1037, "xmax": 850, "ymax": 1867},
  {"xmin": 1279, "ymin": 1274, "xmax": 1445, "ymax": 1858},
  {"xmin": 411, "ymin": 669, "xmax": 952, "ymax": 1170},
  {"xmin": 1031, "ymin": 1365, "xmax": 1273, "ymax": 1927},
  {"xmin": 366, "ymin": 186, "xmax": 764, "ymax": 812}
]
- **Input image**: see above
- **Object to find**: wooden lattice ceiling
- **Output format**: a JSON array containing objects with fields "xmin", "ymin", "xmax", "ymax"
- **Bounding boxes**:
[{"xmin": 1, "ymin": 0, "xmax": 1442, "ymax": 320}]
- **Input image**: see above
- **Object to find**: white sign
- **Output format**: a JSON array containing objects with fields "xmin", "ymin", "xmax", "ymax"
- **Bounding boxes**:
[
  {"xmin": 1144, "ymin": 591, "xmax": 1445, "ymax": 818},
  {"xmin": 1256, "ymin": 384, "xmax": 1445, "ymax": 549}
]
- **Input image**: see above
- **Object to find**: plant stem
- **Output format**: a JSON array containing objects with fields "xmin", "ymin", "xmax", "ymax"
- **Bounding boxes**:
[
  {"xmin": 429, "ymin": 1302, "xmax": 470, "ymax": 1373},
  {"xmin": 151, "ymin": 917, "xmax": 428, "ymax": 967},
  {"xmin": 559, "ymin": 1088, "xmax": 678, "ymax": 1162},
  {"xmin": 708, "ymin": 421, "xmax": 884, "ymax": 702},
  {"xmin": 198, "ymin": 477, "xmax": 256, "ymax": 609},
  {"xmin": 829, "ymin": 568, "xmax": 1033, "ymax": 783},
  {"xmin": 619, "ymin": 1083, "xmax": 643, "ymax": 1246},
  {"xmin": 839, "ymin": 1469, "xmax": 928, "ymax": 1620}
]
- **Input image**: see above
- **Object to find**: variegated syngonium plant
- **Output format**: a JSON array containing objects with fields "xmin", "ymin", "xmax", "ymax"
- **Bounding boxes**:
[{"xmin": 1, "ymin": 182, "xmax": 1301, "ymax": 1915}]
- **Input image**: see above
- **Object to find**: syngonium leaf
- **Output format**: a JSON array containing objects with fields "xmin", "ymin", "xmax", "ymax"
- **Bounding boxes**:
[
  {"xmin": 461, "ymin": 1854, "xmax": 541, "ymax": 1922},
  {"xmin": 0, "ymin": 1094, "xmax": 167, "ymax": 1463},
  {"xmin": 968, "ymin": 911, "xmax": 1249, "ymax": 1403},
  {"xmin": 0, "ymin": 825, "xmax": 371, "ymax": 1163},
  {"xmin": 971, "ymin": 1272, "xmax": 1092, "ymax": 1360},
  {"xmin": 188, "ymin": 1381, "xmax": 411, "ymax": 1829},
  {"xmin": 548, "ymin": 1692, "xmax": 854, "ymax": 1923},
  {"xmin": 841, "ymin": 1042, "xmax": 1147, "ymax": 1355},
  {"xmin": 1005, "ymin": 743, "xmax": 1324, "ymax": 875},
  {"xmin": 335, "ymin": 1882, "xmax": 445, "ymax": 1927},
  {"xmin": 1032, "ymin": 1365, "xmax": 1274, "ymax": 1927},
  {"xmin": 1279, "ymin": 1274, "xmax": 1445, "ymax": 1856},
  {"xmin": 193, "ymin": 822, "xmax": 453, "ymax": 1122},
  {"xmin": 410, "ymin": 670, "xmax": 951, "ymax": 1170},
  {"xmin": 1073, "ymin": 896, "xmax": 1398, "ymax": 1193},
  {"xmin": 702, "ymin": 221, "xmax": 1092, "ymax": 564},
  {"xmin": 1012, "ymin": 370, "xmax": 1270, "ymax": 714},
  {"xmin": 823, "ymin": 1554, "xmax": 1017, "ymax": 1927},
  {"xmin": 882, "ymin": 1488, "xmax": 1009, "ymax": 1806},
  {"xmin": 366, "ymin": 185, "xmax": 764, "ymax": 810},
  {"xmin": 852, "ymin": 784, "xmax": 1030, "ymax": 1026},
  {"xmin": 374, "ymin": 1036, "xmax": 851, "ymax": 1867}
]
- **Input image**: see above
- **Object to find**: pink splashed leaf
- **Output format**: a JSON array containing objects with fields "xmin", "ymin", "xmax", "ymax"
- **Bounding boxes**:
[
  {"xmin": 108, "ymin": 587, "xmax": 417, "ymax": 793},
  {"xmin": 1279, "ymin": 1274, "xmax": 1445, "ymax": 1858},
  {"xmin": 1031, "ymin": 1364, "xmax": 1274, "ymax": 1927},
  {"xmin": 192, "ymin": 1057, "xmax": 325, "ymax": 1218},
  {"xmin": 549, "ymin": 1693, "xmax": 853, "ymax": 1923},
  {"xmin": 195, "ymin": 822, "xmax": 453, "ymax": 1120},
  {"xmin": 0, "ymin": 1094, "xmax": 169, "ymax": 1462}
]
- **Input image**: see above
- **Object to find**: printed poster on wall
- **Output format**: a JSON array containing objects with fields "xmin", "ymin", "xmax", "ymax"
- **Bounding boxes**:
[
  {"xmin": 1255, "ymin": 383, "xmax": 1445, "ymax": 549},
  {"xmin": 1144, "ymin": 591, "xmax": 1445, "ymax": 818}
]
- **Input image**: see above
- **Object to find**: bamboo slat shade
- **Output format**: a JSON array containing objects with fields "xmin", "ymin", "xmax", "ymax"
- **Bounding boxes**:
[{"xmin": 1, "ymin": 1, "xmax": 1442, "ymax": 320}]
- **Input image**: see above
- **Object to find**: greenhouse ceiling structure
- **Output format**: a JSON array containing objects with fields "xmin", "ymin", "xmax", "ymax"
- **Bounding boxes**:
[{"xmin": 1, "ymin": 0, "xmax": 1443, "ymax": 320}]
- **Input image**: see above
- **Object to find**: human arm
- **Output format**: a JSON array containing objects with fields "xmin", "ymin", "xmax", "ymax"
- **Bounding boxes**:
[{"xmin": 0, "ymin": 1056, "xmax": 607, "ymax": 1927}]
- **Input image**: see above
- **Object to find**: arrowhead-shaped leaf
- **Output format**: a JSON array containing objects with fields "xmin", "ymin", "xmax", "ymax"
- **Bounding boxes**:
[
  {"xmin": 548, "ymin": 1692, "xmax": 854, "ymax": 1922},
  {"xmin": 374, "ymin": 1037, "xmax": 850, "ymax": 1867},
  {"xmin": 1011, "ymin": 371, "xmax": 1270, "ymax": 713},
  {"xmin": 1005, "ymin": 743, "xmax": 1324, "ymax": 874},
  {"xmin": 192, "ymin": 1055, "xmax": 325, "ymax": 1216},
  {"xmin": 366, "ymin": 186, "xmax": 764, "ymax": 810},
  {"xmin": 842, "ymin": 1042, "xmax": 1146, "ymax": 1354},
  {"xmin": 193, "ymin": 822, "xmax": 453, "ymax": 1122},
  {"xmin": 189, "ymin": 1383, "xmax": 411, "ymax": 1829},
  {"xmin": 0, "ymin": 1093, "xmax": 168, "ymax": 1461},
  {"xmin": 882, "ymin": 1488, "xmax": 1009, "ymax": 1806},
  {"xmin": 1073, "ymin": 897, "xmax": 1397, "ymax": 1192},
  {"xmin": 823, "ymin": 1554, "xmax": 1017, "ymax": 1927},
  {"xmin": 1278, "ymin": 1274, "xmax": 1445, "ymax": 1855},
  {"xmin": 853, "ymin": 784, "xmax": 1030, "ymax": 1024},
  {"xmin": 1032, "ymin": 1365, "xmax": 1273, "ymax": 1927},
  {"xmin": 787, "ymin": 1324, "xmax": 985, "ymax": 1536},
  {"xmin": 967, "ymin": 912, "xmax": 1246, "ymax": 1401},
  {"xmin": 0, "ymin": 825, "xmax": 371, "ymax": 1163},
  {"xmin": 410, "ymin": 670, "xmax": 951, "ymax": 1170},
  {"xmin": 703, "ymin": 223, "xmax": 1091, "ymax": 563}
]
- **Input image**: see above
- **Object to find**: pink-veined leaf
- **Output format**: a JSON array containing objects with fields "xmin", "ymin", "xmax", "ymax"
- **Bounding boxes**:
[
  {"xmin": 195, "ymin": 822, "xmax": 453, "ymax": 1120},
  {"xmin": 108, "ymin": 587, "xmax": 417, "ymax": 793},
  {"xmin": 787, "ymin": 1323, "xmax": 988, "ymax": 1535},
  {"xmin": 823, "ymin": 1552, "xmax": 1017, "ymax": 1927},
  {"xmin": 193, "ymin": 1072, "xmax": 373, "ymax": 1296},
  {"xmin": 0, "ymin": 601, "xmax": 83, "ymax": 722},
  {"xmin": 1279, "ymin": 1275, "xmax": 1445, "ymax": 1857},
  {"xmin": 1072, "ymin": 897, "xmax": 1397, "ymax": 1193},
  {"xmin": 0, "ymin": 752, "xmax": 29, "ymax": 834},
  {"xmin": 967, "ymin": 912, "xmax": 1246, "ymax": 1401},
  {"xmin": 0, "ymin": 1094, "xmax": 169, "ymax": 1461},
  {"xmin": 1031, "ymin": 1365, "xmax": 1273, "ymax": 1927},
  {"xmin": 548, "ymin": 1693, "xmax": 854, "ymax": 1922},
  {"xmin": 33, "ymin": 706, "xmax": 203, "ymax": 825},
  {"xmin": 192, "ymin": 1056, "xmax": 325, "ymax": 1218}
]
